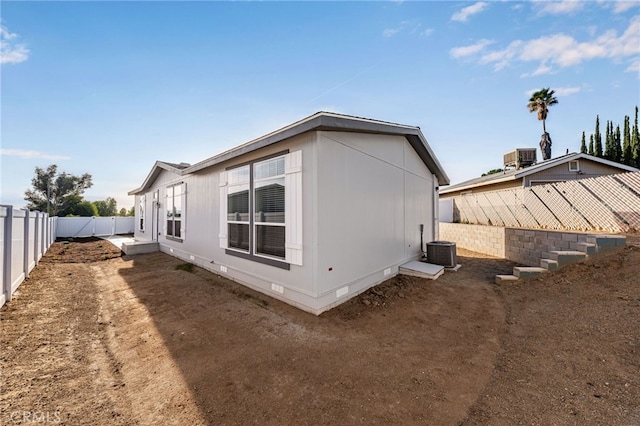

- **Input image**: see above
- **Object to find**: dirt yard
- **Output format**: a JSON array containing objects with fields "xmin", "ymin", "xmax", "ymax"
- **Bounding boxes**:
[{"xmin": 1, "ymin": 237, "xmax": 638, "ymax": 425}]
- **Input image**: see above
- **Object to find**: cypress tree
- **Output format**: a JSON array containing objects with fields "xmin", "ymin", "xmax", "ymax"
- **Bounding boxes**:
[
  {"xmin": 614, "ymin": 124, "xmax": 622, "ymax": 163},
  {"xmin": 588, "ymin": 134, "xmax": 594, "ymax": 156},
  {"xmin": 594, "ymin": 115, "xmax": 603, "ymax": 157},
  {"xmin": 604, "ymin": 120, "xmax": 613, "ymax": 160},
  {"xmin": 580, "ymin": 131, "xmax": 587, "ymax": 153},
  {"xmin": 623, "ymin": 115, "xmax": 632, "ymax": 166},
  {"xmin": 633, "ymin": 106, "xmax": 640, "ymax": 167}
]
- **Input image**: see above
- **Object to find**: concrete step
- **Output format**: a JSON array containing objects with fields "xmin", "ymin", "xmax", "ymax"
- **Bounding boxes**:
[
  {"xmin": 513, "ymin": 266, "xmax": 548, "ymax": 279},
  {"xmin": 496, "ymin": 274, "xmax": 519, "ymax": 284},
  {"xmin": 576, "ymin": 242, "xmax": 597, "ymax": 255},
  {"xmin": 540, "ymin": 258, "xmax": 559, "ymax": 271},
  {"xmin": 587, "ymin": 235, "xmax": 626, "ymax": 253},
  {"xmin": 549, "ymin": 250, "xmax": 587, "ymax": 267}
]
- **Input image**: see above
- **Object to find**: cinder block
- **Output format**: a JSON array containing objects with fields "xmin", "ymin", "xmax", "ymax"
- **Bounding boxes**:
[
  {"xmin": 562, "ymin": 233, "xmax": 578, "ymax": 242},
  {"xmin": 540, "ymin": 258, "xmax": 559, "ymax": 271},
  {"xmin": 513, "ymin": 266, "xmax": 548, "ymax": 278},
  {"xmin": 576, "ymin": 242, "xmax": 597, "ymax": 255},
  {"xmin": 548, "ymin": 232, "xmax": 562, "ymax": 240},
  {"xmin": 549, "ymin": 250, "xmax": 587, "ymax": 267},
  {"xmin": 496, "ymin": 275, "xmax": 519, "ymax": 284}
]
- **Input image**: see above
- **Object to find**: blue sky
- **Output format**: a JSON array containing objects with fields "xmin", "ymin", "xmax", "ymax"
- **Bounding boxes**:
[{"xmin": 2, "ymin": 1, "xmax": 639, "ymax": 211}]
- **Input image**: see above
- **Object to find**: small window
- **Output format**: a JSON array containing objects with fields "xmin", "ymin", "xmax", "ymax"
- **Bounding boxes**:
[{"xmin": 569, "ymin": 160, "xmax": 580, "ymax": 172}]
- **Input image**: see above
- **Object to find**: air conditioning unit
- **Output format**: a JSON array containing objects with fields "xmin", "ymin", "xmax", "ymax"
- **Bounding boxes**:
[
  {"xmin": 504, "ymin": 148, "xmax": 537, "ymax": 169},
  {"xmin": 426, "ymin": 241, "xmax": 457, "ymax": 268}
]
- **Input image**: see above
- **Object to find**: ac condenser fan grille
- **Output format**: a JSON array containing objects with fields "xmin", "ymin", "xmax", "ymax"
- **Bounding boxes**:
[{"xmin": 426, "ymin": 241, "xmax": 457, "ymax": 268}]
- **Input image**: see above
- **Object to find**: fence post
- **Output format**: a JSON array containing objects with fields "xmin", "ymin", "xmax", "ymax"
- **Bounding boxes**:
[
  {"xmin": 3, "ymin": 205, "xmax": 13, "ymax": 303},
  {"xmin": 46, "ymin": 213, "xmax": 51, "ymax": 247},
  {"xmin": 34, "ymin": 211, "xmax": 40, "ymax": 265},
  {"xmin": 23, "ymin": 209, "xmax": 30, "ymax": 279}
]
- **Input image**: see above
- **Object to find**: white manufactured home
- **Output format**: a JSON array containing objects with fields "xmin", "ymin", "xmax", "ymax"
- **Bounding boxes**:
[{"xmin": 129, "ymin": 112, "xmax": 449, "ymax": 314}]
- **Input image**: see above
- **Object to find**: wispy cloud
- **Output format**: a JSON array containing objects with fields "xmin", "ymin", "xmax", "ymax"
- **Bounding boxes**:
[
  {"xmin": 1, "ymin": 149, "xmax": 70, "ymax": 160},
  {"xmin": 452, "ymin": 16, "xmax": 640, "ymax": 74},
  {"xmin": 382, "ymin": 19, "xmax": 427, "ymax": 38},
  {"xmin": 0, "ymin": 25, "xmax": 29, "ymax": 65},
  {"xmin": 521, "ymin": 63, "xmax": 554, "ymax": 78},
  {"xmin": 525, "ymin": 87, "xmax": 581, "ymax": 97},
  {"xmin": 451, "ymin": 2, "xmax": 489, "ymax": 22},
  {"xmin": 532, "ymin": 0, "xmax": 584, "ymax": 15},
  {"xmin": 449, "ymin": 39, "xmax": 494, "ymax": 59},
  {"xmin": 627, "ymin": 58, "xmax": 640, "ymax": 73},
  {"xmin": 599, "ymin": 0, "xmax": 640, "ymax": 14}
]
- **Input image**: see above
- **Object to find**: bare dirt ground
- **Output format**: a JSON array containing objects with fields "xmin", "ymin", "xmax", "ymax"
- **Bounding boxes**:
[{"xmin": 1, "ymin": 237, "xmax": 638, "ymax": 425}]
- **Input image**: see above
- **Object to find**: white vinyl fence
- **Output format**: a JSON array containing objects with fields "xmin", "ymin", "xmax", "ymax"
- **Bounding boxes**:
[
  {"xmin": 1, "ymin": 210, "xmax": 135, "ymax": 308},
  {"xmin": 440, "ymin": 171, "xmax": 640, "ymax": 233},
  {"xmin": 55, "ymin": 216, "xmax": 134, "ymax": 238},
  {"xmin": 1, "ymin": 206, "xmax": 57, "ymax": 308}
]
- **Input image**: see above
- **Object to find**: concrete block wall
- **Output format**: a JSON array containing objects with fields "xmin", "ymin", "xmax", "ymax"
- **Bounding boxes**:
[
  {"xmin": 439, "ymin": 223, "xmax": 506, "ymax": 258},
  {"xmin": 504, "ymin": 228, "xmax": 589, "ymax": 266},
  {"xmin": 439, "ymin": 223, "xmax": 591, "ymax": 266}
]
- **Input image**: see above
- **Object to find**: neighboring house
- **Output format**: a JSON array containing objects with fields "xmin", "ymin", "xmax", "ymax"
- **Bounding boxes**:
[
  {"xmin": 440, "ymin": 152, "xmax": 638, "ymax": 198},
  {"xmin": 129, "ymin": 112, "xmax": 449, "ymax": 315}
]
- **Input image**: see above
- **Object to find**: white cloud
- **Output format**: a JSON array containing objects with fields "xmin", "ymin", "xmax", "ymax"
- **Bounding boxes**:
[
  {"xmin": 554, "ymin": 86, "xmax": 582, "ymax": 96},
  {"xmin": 452, "ymin": 2, "xmax": 489, "ymax": 22},
  {"xmin": 521, "ymin": 63, "xmax": 554, "ymax": 78},
  {"xmin": 480, "ymin": 40, "xmax": 523, "ymax": 70},
  {"xmin": 533, "ymin": 0, "xmax": 584, "ymax": 15},
  {"xmin": 454, "ymin": 16, "xmax": 640, "ymax": 73},
  {"xmin": 602, "ymin": 0, "xmax": 640, "ymax": 14},
  {"xmin": 524, "ymin": 87, "xmax": 581, "ymax": 97},
  {"xmin": 450, "ymin": 39, "xmax": 494, "ymax": 58},
  {"xmin": 615, "ymin": 1, "xmax": 639, "ymax": 13},
  {"xmin": 382, "ymin": 19, "xmax": 424, "ymax": 38},
  {"xmin": 627, "ymin": 59, "xmax": 640, "ymax": 72},
  {"xmin": 1, "ymin": 149, "xmax": 70, "ymax": 160},
  {"xmin": 421, "ymin": 28, "xmax": 435, "ymax": 37},
  {"xmin": 383, "ymin": 28, "xmax": 400, "ymax": 38},
  {"xmin": 0, "ymin": 24, "xmax": 29, "ymax": 65}
]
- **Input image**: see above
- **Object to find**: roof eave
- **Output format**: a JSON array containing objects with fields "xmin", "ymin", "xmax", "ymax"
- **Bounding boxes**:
[
  {"xmin": 184, "ymin": 113, "xmax": 450, "ymax": 185},
  {"xmin": 128, "ymin": 161, "xmax": 184, "ymax": 195}
]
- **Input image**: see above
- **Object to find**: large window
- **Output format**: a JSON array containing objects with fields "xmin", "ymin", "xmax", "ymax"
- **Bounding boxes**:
[
  {"xmin": 166, "ymin": 183, "xmax": 185, "ymax": 240},
  {"xmin": 220, "ymin": 151, "xmax": 302, "ymax": 268}
]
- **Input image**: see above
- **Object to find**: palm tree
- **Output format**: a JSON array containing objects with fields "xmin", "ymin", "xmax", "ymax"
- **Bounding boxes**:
[{"xmin": 528, "ymin": 88, "xmax": 558, "ymax": 160}]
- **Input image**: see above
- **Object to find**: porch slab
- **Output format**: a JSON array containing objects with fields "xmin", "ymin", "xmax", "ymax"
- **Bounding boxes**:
[{"xmin": 121, "ymin": 241, "xmax": 160, "ymax": 255}]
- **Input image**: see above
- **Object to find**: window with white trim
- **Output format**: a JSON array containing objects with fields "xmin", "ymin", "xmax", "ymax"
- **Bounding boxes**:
[
  {"xmin": 166, "ymin": 182, "xmax": 186, "ymax": 240},
  {"xmin": 569, "ymin": 160, "xmax": 580, "ymax": 172},
  {"xmin": 220, "ymin": 151, "xmax": 302, "ymax": 268},
  {"xmin": 139, "ymin": 195, "xmax": 146, "ymax": 232}
]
